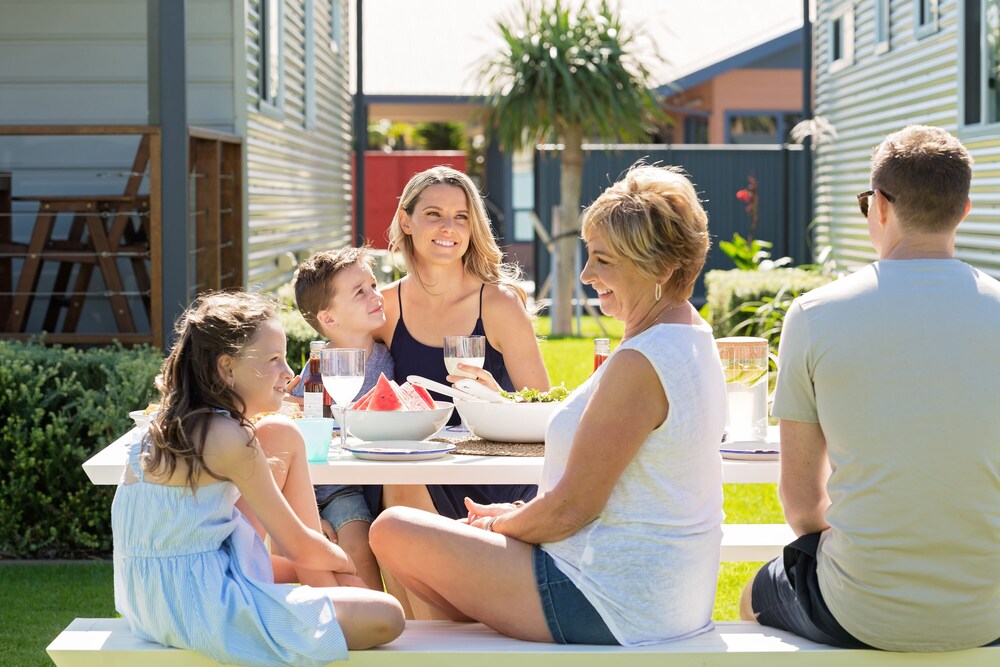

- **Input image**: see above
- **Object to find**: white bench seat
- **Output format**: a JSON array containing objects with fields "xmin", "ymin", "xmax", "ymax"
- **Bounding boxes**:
[
  {"xmin": 47, "ymin": 618, "xmax": 998, "ymax": 666},
  {"xmin": 720, "ymin": 523, "xmax": 795, "ymax": 561}
]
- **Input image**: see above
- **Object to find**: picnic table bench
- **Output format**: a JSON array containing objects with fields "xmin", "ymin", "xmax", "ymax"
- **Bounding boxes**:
[{"xmin": 47, "ymin": 618, "xmax": 998, "ymax": 666}]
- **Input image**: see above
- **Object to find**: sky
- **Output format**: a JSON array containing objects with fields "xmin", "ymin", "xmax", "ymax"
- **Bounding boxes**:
[{"xmin": 355, "ymin": 0, "xmax": 806, "ymax": 95}]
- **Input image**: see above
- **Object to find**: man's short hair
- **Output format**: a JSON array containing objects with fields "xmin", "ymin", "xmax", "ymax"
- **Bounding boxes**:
[
  {"xmin": 870, "ymin": 125, "xmax": 973, "ymax": 233},
  {"xmin": 292, "ymin": 247, "xmax": 373, "ymax": 334}
]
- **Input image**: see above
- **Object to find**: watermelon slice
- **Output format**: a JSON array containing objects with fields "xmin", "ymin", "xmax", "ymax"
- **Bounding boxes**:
[
  {"xmin": 397, "ymin": 382, "xmax": 429, "ymax": 411},
  {"xmin": 350, "ymin": 385, "xmax": 377, "ymax": 410},
  {"xmin": 411, "ymin": 383, "xmax": 436, "ymax": 409},
  {"xmin": 367, "ymin": 373, "xmax": 405, "ymax": 411}
]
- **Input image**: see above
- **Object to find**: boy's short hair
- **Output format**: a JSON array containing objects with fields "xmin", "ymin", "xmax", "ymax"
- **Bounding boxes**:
[
  {"xmin": 293, "ymin": 247, "xmax": 374, "ymax": 335},
  {"xmin": 870, "ymin": 125, "xmax": 973, "ymax": 233}
]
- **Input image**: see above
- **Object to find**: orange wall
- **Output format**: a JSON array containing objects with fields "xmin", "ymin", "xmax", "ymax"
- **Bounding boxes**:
[
  {"xmin": 710, "ymin": 69, "xmax": 802, "ymax": 143},
  {"xmin": 666, "ymin": 68, "xmax": 802, "ymax": 144},
  {"xmin": 353, "ymin": 151, "xmax": 467, "ymax": 249}
]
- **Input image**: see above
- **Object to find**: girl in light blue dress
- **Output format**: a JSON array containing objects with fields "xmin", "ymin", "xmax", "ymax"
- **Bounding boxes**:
[{"xmin": 112, "ymin": 292, "xmax": 404, "ymax": 666}]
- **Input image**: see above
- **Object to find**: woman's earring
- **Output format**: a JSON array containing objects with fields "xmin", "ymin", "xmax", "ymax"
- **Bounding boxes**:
[{"xmin": 655, "ymin": 283, "xmax": 662, "ymax": 302}]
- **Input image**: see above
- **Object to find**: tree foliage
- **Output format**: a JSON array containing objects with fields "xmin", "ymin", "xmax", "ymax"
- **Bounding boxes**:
[{"xmin": 480, "ymin": 0, "xmax": 666, "ymax": 150}]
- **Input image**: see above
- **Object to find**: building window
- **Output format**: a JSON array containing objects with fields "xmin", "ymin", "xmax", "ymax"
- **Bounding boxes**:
[
  {"xmin": 727, "ymin": 112, "xmax": 803, "ymax": 144},
  {"xmin": 512, "ymin": 150, "xmax": 535, "ymax": 243},
  {"xmin": 829, "ymin": 3, "xmax": 855, "ymax": 73},
  {"xmin": 875, "ymin": 0, "xmax": 891, "ymax": 52},
  {"xmin": 963, "ymin": 0, "xmax": 1000, "ymax": 127},
  {"xmin": 684, "ymin": 116, "xmax": 709, "ymax": 144},
  {"xmin": 914, "ymin": 0, "xmax": 939, "ymax": 38},
  {"xmin": 258, "ymin": 0, "xmax": 284, "ymax": 113},
  {"xmin": 330, "ymin": 0, "xmax": 343, "ymax": 54}
]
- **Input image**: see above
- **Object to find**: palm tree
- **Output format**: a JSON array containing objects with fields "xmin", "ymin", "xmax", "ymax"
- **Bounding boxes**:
[{"xmin": 481, "ymin": 0, "xmax": 666, "ymax": 334}]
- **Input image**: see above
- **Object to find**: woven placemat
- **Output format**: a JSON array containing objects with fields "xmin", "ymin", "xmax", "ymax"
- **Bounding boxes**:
[{"xmin": 432, "ymin": 435, "xmax": 543, "ymax": 457}]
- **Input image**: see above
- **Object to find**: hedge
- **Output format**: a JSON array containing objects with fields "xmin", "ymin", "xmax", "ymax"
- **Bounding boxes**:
[
  {"xmin": 0, "ymin": 310, "xmax": 323, "ymax": 558},
  {"xmin": 704, "ymin": 268, "xmax": 835, "ymax": 343},
  {"xmin": 0, "ymin": 340, "xmax": 161, "ymax": 558}
]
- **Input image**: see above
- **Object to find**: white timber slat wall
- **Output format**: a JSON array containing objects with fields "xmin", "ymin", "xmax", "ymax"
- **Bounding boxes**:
[
  {"xmin": 245, "ymin": 0, "xmax": 355, "ymax": 291},
  {"xmin": 813, "ymin": 0, "xmax": 1000, "ymax": 278}
]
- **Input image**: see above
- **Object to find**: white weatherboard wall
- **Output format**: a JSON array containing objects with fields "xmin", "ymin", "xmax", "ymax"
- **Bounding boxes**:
[
  {"xmin": 0, "ymin": 0, "xmax": 236, "ymax": 128},
  {"xmin": 812, "ymin": 0, "xmax": 1000, "ymax": 277},
  {"xmin": 244, "ymin": 0, "xmax": 355, "ymax": 291}
]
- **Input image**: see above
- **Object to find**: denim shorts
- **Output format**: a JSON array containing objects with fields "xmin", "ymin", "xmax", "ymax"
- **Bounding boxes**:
[
  {"xmin": 751, "ymin": 532, "xmax": 870, "ymax": 649},
  {"xmin": 532, "ymin": 547, "xmax": 618, "ymax": 645},
  {"xmin": 318, "ymin": 485, "xmax": 374, "ymax": 532}
]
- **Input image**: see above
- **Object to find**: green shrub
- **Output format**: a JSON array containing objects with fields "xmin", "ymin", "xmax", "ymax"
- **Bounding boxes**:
[
  {"xmin": 0, "ymin": 341, "xmax": 162, "ymax": 558},
  {"xmin": 704, "ymin": 268, "xmax": 834, "ymax": 343},
  {"xmin": 277, "ymin": 308, "xmax": 318, "ymax": 372}
]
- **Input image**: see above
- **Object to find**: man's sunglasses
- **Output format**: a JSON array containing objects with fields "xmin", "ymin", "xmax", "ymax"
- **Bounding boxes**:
[{"xmin": 857, "ymin": 189, "xmax": 896, "ymax": 217}]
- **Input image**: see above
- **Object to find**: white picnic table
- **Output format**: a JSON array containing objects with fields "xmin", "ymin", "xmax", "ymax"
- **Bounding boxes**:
[{"xmin": 82, "ymin": 427, "xmax": 781, "ymax": 486}]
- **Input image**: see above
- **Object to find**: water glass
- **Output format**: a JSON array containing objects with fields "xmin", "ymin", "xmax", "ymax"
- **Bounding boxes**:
[
  {"xmin": 443, "ymin": 335, "xmax": 486, "ymax": 379},
  {"xmin": 717, "ymin": 336, "xmax": 769, "ymax": 445}
]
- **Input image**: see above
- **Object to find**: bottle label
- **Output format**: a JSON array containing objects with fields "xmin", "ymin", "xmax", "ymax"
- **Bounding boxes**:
[{"xmin": 303, "ymin": 391, "xmax": 324, "ymax": 419}]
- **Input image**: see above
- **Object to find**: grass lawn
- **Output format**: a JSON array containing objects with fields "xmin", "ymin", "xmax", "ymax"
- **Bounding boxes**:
[{"xmin": 3, "ymin": 316, "xmax": 782, "ymax": 665}]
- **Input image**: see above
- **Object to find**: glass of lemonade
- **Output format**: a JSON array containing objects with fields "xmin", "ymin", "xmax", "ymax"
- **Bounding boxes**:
[
  {"xmin": 320, "ymin": 348, "xmax": 365, "ymax": 450},
  {"xmin": 717, "ymin": 337, "xmax": 769, "ymax": 445},
  {"xmin": 443, "ymin": 335, "xmax": 486, "ymax": 379}
]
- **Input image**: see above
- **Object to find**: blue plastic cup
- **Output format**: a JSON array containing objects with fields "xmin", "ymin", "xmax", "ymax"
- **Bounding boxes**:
[{"xmin": 296, "ymin": 417, "xmax": 335, "ymax": 462}]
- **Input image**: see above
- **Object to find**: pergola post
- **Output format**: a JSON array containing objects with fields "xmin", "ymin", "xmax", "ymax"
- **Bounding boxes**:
[{"xmin": 148, "ymin": 0, "xmax": 190, "ymax": 351}]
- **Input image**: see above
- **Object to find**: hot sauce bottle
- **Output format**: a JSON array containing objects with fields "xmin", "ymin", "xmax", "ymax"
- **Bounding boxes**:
[{"xmin": 593, "ymin": 338, "xmax": 611, "ymax": 372}]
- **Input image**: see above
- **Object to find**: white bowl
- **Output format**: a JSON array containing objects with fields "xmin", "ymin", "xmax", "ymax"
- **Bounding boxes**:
[
  {"xmin": 129, "ymin": 409, "xmax": 156, "ymax": 430},
  {"xmin": 345, "ymin": 401, "xmax": 454, "ymax": 441},
  {"xmin": 453, "ymin": 399, "xmax": 562, "ymax": 443}
]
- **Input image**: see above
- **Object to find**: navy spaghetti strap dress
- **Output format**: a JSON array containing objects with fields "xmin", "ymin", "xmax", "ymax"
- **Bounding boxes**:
[{"xmin": 386, "ymin": 283, "xmax": 537, "ymax": 518}]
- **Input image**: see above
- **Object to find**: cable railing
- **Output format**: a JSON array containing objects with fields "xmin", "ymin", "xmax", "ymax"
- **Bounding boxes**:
[{"xmin": 0, "ymin": 125, "xmax": 243, "ymax": 348}]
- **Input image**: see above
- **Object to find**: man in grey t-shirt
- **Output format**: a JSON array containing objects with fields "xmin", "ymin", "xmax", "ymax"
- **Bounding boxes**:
[{"xmin": 741, "ymin": 125, "xmax": 1000, "ymax": 651}]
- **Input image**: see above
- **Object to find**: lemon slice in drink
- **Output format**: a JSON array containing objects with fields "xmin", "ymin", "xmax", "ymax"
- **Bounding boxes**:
[{"xmin": 723, "ymin": 364, "xmax": 767, "ymax": 386}]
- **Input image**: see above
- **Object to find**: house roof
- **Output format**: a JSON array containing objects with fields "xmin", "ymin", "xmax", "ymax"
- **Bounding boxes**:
[{"xmin": 657, "ymin": 27, "xmax": 804, "ymax": 95}]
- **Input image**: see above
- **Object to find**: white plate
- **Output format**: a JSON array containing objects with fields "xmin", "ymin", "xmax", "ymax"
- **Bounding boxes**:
[
  {"xmin": 344, "ymin": 440, "xmax": 457, "ymax": 461},
  {"xmin": 720, "ymin": 448, "xmax": 780, "ymax": 461}
]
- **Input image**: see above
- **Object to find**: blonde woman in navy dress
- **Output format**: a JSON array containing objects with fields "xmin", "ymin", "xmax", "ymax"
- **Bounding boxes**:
[
  {"xmin": 112, "ymin": 292, "xmax": 403, "ymax": 666},
  {"xmin": 371, "ymin": 166, "xmax": 550, "ymax": 617}
]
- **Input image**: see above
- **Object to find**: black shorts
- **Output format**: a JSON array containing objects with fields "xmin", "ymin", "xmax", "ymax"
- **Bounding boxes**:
[{"xmin": 751, "ymin": 532, "xmax": 871, "ymax": 649}]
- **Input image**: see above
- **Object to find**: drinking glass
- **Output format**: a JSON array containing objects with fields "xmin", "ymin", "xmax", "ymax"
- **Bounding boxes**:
[
  {"xmin": 443, "ymin": 335, "xmax": 486, "ymax": 379},
  {"xmin": 320, "ymin": 348, "xmax": 365, "ymax": 450},
  {"xmin": 717, "ymin": 337, "xmax": 769, "ymax": 445}
]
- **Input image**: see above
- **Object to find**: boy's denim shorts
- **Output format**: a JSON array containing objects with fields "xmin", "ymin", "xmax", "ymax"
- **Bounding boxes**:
[
  {"xmin": 532, "ymin": 546, "xmax": 618, "ymax": 645},
  {"xmin": 317, "ymin": 485, "xmax": 374, "ymax": 532}
]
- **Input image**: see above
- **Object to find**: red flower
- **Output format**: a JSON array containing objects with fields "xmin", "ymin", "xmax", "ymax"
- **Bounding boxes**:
[{"xmin": 736, "ymin": 189, "xmax": 752, "ymax": 204}]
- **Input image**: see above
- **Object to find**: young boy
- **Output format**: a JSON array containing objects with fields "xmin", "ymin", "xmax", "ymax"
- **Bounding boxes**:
[{"xmin": 289, "ymin": 246, "xmax": 393, "ymax": 591}]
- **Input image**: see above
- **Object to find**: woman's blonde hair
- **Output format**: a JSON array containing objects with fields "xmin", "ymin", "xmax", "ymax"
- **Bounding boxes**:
[
  {"xmin": 388, "ymin": 166, "xmax": 525, "ymax": 303},
  {"xmin": 581, "ymin": 164, "xmax": 710, "ymax": 302}
]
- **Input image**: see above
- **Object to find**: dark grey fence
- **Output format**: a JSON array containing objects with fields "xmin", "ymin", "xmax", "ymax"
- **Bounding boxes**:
[{"xmin": 533, "ymin": 144, "xmax": 811, "ymax": 304}]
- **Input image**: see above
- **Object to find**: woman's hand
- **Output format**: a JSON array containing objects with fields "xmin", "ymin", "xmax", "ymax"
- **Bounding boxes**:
[
  {"xmin": 283, "ymin": 375, "xmax": 304, "ymax": 405},
  {"xmin": 446, "ymin": 366, "xmax": 502, "ymax": 393},
  {"xmin": 463, "ymin": 498, "xmax": 521, "ymax": 528}
]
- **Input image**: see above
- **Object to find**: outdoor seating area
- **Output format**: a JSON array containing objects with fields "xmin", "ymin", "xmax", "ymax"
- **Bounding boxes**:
[{"xmin": 3, "ymin": 0, "xmax": 1000, "ymax": 664}]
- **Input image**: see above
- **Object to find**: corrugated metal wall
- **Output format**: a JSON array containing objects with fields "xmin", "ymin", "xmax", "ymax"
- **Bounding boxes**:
[
  {"xmin": 533, "ymin": 144, "xmax": 811, "ymax": 303},
  {"xmin": 244, "ymin": 0, "xmax": 354, "ymax": 291},
  {"xmin": 814, "ymin": 0, "xmax": 1000, "ymax": 277}
]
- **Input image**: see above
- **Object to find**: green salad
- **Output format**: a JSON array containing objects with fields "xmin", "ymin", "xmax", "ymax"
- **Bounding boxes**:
[{"xmin": 500, "ymin": 385, "xmax": 570, "ymax": 403}]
